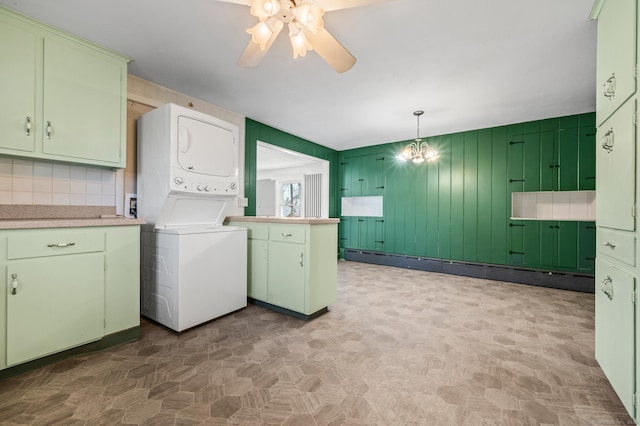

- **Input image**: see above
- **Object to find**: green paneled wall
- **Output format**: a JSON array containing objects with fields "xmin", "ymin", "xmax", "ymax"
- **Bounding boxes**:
[
  {"xmin": 338, "ymin": 112, "xmax": 596, "ymax": 274},
  {"xmin": 244, "ymin": 118, "xmax": 339, "ymax": 217}
]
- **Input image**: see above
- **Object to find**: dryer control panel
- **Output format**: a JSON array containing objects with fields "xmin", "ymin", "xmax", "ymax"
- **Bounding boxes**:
[{"xmin": 171, "ymin": 169, "xmax": 239, "ymax": 196}]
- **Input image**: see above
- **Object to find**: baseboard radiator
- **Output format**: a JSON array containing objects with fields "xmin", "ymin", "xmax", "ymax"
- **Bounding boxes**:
[{"xmin": 344, "ymin": 249, "xmax": 595, "ymax": 293}]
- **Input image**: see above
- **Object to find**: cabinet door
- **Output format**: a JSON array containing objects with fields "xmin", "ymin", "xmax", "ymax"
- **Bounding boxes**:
[
  {"xmin": 596, "ymin": 0, "xmax": 637, "ymax": 126},
  {"xmin": 556, "ymin": 222, "xmax": 578, "ymax": 269},
  {"xmin": 248, "ymin": 239, "xmax": 268, "ymax": 301},
  {"xmin": 578, "ymin": 126, "xmax": 596, "ymax": 190},
  {"xmin": 595, "ymin": 259, "xmax": 636, "ymax": 417},
  {"xmin": 7, "ymin": 253, "xmax": 105, "ymax": 366},
  {"xmin": 577, "ymin": 222, "xmax": 596, "ymax": 273},
  {"xmin": 557, "ymin": 129, "xmax": 579, "ymax": 191},
  {"xmin": 42, "ymin": 34, "xmax": 125, "ymax": 165},
  {"xmin": 0, "ymin": 15, "xmax": 37, "ymax": 153},
  {"xmin": 596, "ymin": 100, "xmax": 636, "ymax": 231},
  {"xmin": 267, "ymin": 242, "xmax": 305, "ymax": 313}
]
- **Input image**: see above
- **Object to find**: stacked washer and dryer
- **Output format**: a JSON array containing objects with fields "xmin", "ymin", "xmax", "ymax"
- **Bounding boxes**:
[{"xmin": 137, "ymin": 103, "xmax": 247, "ymax": 332}]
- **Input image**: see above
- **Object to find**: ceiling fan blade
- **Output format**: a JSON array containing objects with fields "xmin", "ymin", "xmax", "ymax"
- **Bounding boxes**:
[
  {"xmin": 237, "ymin": 21, "xmax": 284, "ymax": 68},
  {"xmin": 315, "ymin": 0, "xmax": 394, "ymax": 12},
  {"xmin": 303, "ymin": 27, "xmax": 356, "ymax": 73},
  {"xmin": 215, "ymin": 0, "xmax": 251, "ymax": 5}
]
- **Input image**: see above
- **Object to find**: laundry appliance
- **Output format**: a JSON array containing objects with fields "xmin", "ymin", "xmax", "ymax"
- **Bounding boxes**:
[{"xmin": 137, "ymin": 103, "xmax": 247, "ymax": 332}]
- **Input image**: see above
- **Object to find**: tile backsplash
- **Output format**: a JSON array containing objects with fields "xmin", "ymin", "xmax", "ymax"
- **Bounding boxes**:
[{"xmin": 0, "ymin": 157, "xmax": 116, "ymax": 206}]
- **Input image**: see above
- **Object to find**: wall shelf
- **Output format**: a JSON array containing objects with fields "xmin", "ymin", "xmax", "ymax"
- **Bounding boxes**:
[{"xmin": 511, "ymin": 190, "xmax": 595, "ymax": 221}]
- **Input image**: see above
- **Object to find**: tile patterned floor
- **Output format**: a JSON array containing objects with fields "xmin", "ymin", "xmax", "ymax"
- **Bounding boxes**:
[{"xmin": 0, "ymin": 261, "xmax": 635, "ymax": 425}]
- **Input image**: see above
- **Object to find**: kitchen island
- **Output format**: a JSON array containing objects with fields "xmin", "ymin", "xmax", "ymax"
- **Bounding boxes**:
[{"xmin": 225, "ymin": 216, "xmax": 339, "ymax": 319}]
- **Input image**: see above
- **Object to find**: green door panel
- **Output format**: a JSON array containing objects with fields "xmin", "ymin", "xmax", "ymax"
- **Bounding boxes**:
[
  {"xmin": 338, "ymin": 217, "xmax": 351, "ymax": 249},
  {"xmin": 374, "ymin": 218, "xmax": 385, "ymax": 251},
  {"xmin": 523, "ymin": 133, "xmax": 541, "ymax": 191},
  {"xmin": 248, "ymin": 239, "xmax": 268, "ymax": 301},
  {"xmin": 42, "ymin": 34, "xmax": 124, "ymax": 164},
  {"xmin": 577, "ymin": 222, "xmax": 595, "ymax": 273},
  {"xmin": 349, "ymin": 156, "xmax": 362, "ymax": 197},
  {"xmin": 7, "ymin": 253, "xmax": 104, "ymax": 366},
  {"xmin": 426, "ymin": 163, "xmax": 439, "ymax": 258},
  {"xmin": 557, "ymin": 129, "xmax": 578, "ymax": 191},
  {"xmin": 491, "ymin": 128, "xmax": 508, "ymax": 264},
  {"xmin": 0, "ymin": 15, "xmax": 37, "ymax": 153},
  {"xmin": 578, "ymin": 126, "xmax": 596, "ymax": 190},
  {"xmin": 595, "ymin": 259, "xmax": 635, "ymax": 417},
  {"xmin": 450, "ymin": 134, "xmax": 465, "ymax": 260},
  {"xmin": 508, "ymin": 221, "xmax": 524, "ymax": 266},
  {"xmin": 595, "ymin": 0, "xmax": 637, "ymax": 126},
  {"xmin": 438, "ymin": 136, "xmax": 452, "ymax": 259},
  {"xmin": 556, "ymin": 222, "xmax": 578, "ymax": 269},
  {"xmin": 523, "ymin": 221, "xmax": 543, "ymax": 267},
  {"xmin": 415, "ymin": 165, "xmax": 428, "ymax": 256},
  {"xmin": 539, "ymin": 131, "xmax": 556, "ymax": 191},
  {"xmin": 267, "ymin": 242, "xmax": 305, "ymax": 313},
  {"xmin": 463, "ymin": 132, "xmax": 478, "ymax": 261},
  {"xmin": 596, "ymin": 100, "xmax": 636, "ymax": 231}
]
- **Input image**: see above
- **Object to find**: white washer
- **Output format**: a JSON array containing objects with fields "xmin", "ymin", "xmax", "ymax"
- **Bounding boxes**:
[
  {"xmin": 137, "ymin": 103, "xmax": 247, "ymax": 332},
  {"xmin": 140, "ymin": 224, "xmax": 246, "ymax": 332}
]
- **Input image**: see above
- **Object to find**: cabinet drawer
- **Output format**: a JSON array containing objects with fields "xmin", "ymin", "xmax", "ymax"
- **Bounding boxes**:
[
  {"xmin": 597, "ymin": 228, "xmax": 636, "ymax": 266},
  {"xmin": 269, "ymin": 225, "xmax": 306, "ymax": 244},
  {"xmin": 7, "ymin": 229, "xmax": 105, "ymax": 260}
]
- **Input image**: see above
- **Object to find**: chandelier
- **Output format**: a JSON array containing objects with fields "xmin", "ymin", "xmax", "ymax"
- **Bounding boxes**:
[
  {"xmin": 397, "ymin": 111, "xmax": 438, "ymax": 163},
  {"xmin": 247, "ymin": 0, "xmax": 325, "ymax": 59}
]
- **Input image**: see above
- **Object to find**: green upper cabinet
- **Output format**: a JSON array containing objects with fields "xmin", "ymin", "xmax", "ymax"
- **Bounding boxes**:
[
  {"xmin": 0, "ymin": 14, "xmax": 37, "ymax": 154},
  {"xmin": 597, "ymin": 99, "xmax": 636, "ymax": 232},
  {"xmin": 0, "ymin": 6, "xmax": 129, "ymax": 168},
  {"xmin": 595, "ymin": 0, "xmax": 637, "ymax": 126},
  {"xmin": 340, "ymin": 154, "xmax": 386, "ymax": 197}
]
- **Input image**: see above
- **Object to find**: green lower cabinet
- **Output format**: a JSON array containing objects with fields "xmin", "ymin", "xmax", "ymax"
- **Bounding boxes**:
[
  {"xmin": 7, "ymin": 253, "xmax": 105, "ymax": 366},
  {"xmin": 0, "ymin": 225, "xmax": 140, "ymax": 371},
  {"xmin": 577, "ymin": 222, "xmax": 596, "ymax": 273},
  {"xmin": 268, "ymin": 241, "xmax": 305, "ymax": 313},
  {"xmin": 595, "ymin": 258, "xmax": 636, "ymax": 418},
  {"xmin": 228, "ymin": 220, "xmax": 337, "ymax": 316},
  {"xmin": 248, "ymin": 239, "xmax": 269, "ymax": 300}
]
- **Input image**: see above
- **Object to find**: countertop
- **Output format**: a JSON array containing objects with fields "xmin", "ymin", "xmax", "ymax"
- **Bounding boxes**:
[
  {"xmin": 0, "ymin": 205, "xmax": 145, "ymax": 229},
  {"xmin": 0, "ymin": 217, "xmax": 145, "ymax": 230},
  {"xmin": 226, "ymin": 216, "xmax": 340, "ymax": 225}
]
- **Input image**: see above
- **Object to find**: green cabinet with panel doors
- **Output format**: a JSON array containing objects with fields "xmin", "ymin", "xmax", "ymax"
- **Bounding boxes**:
[
  {"xmin": 0, "ymin": 6, "xmax": 129, "ymax": 168},
  {"xmin": 0, "ymin": 225, "xmax": 140, "ymax": 372},
  {"xmin": 592, "ymin": 0, "xmax": 640, "ymax": 422},
  {"xmin": 227, "ymin": 218, "xmax": 338, "ymax": 317}
]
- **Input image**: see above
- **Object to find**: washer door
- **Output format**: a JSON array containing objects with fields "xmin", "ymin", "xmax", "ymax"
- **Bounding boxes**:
[{"xmin": 177, "ymin": 115, "xmax": 236, "ymax": 177}]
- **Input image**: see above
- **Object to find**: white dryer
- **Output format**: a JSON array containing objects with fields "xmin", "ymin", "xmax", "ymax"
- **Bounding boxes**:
[{"xmin": 137, "ymin": 103, "xmax": 247, "ymax": 332}]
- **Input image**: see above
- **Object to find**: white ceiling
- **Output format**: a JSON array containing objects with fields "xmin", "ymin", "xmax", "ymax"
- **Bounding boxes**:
[
  {"xmin": 0, "ymin": 0, "xmax": 597, "ymax": 151},
  {"xmin": 257, "ymin": 142, "xmax": 325, "ymax": 172}
]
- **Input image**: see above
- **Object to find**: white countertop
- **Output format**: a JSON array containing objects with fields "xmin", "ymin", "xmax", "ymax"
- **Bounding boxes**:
[{"xmin": 226, "ymin": 216, "xmax": 339, "ymax": 225}]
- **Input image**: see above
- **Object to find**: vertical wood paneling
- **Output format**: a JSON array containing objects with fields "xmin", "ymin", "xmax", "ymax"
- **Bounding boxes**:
[
  {"xmin": 438, "ymin": 135, "xmax": 452, "ymax": 259},
  {"xmin": 450, "ymin": 133, "xmax": 465, "ymax": 261},
  {"xmin": 476, "ymin": 129, "xmax": 492, "ymax": 263},
  {"xmin": 491, "ymin": 127, "xmax": 508, "ymax": 264},
  {"xmin": 415, "ymin": 161, "xmax": 428, "ymax": 256},
  {"xmin": 463, "ymin": 132, "xmax": 478, "ymax": 261},
  {"xmin": 426, "ymin": 151, "xmax": 439, "ymax": 257}
]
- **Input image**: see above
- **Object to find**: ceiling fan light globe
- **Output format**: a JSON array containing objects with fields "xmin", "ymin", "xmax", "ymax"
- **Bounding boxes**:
[
  {"xmin": 290, "ymin": 32, "xmax": 312, "ymax": 58},
  {"xmin": 293, "ymin": 4, "xmax": 325, "ymax": 33},
  {"xmin": 250, "ymin": 0, "xmax": 281, "ymax": 19},
  {"xmin": 247, "ymin": 21, "xmax": 273, "ymax": 50}
]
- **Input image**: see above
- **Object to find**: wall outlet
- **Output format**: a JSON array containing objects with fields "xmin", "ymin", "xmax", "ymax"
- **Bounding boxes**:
[{"xmin": 238, "ymin": 197, "xmax": 249, "ymax": 207}]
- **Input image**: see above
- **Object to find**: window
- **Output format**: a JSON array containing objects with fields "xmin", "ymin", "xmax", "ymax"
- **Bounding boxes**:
[{"xmin": 281, "ymin": 182, "xmax": 301, "ymax": 217}]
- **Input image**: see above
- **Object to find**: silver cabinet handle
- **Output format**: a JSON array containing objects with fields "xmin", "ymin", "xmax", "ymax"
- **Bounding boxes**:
[
  {"xmin": 603, "ymin": 241, "xmax": 616, "ymax": 248},
  {"xmin": 601, "ymin": 128, "xmax": 614, "ymax": 153},
  {"xmin": 299, "ymin": 253, "xmax": 304, "ymax": 267},
  {"xmin": 10, "ymin": 274, "xmax": 17, "ymax": 295},
  {"xmin": 603, "ymin": 73, "xmax": 616, "ymax": 99},
  {"xmin": 46, "ymin": 121, "xmax": 52, "ymax": 139},
  {"xmin": 25, "ymin": 117, "xmax": 31, "ymax": 136},
  {"xmin": 601, "ymin": 276, "xmax": 613, "ymax": 300},
  {"xmin": 281, "ymin": 233, "xmax": 292, "ymax": 237},
  {"xmin": 47, "ymin": 242, "xmax": 76, "ymax": 248}
]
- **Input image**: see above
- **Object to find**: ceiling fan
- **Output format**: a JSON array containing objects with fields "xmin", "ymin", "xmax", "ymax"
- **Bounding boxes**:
[{"xmin": 216, "ymin": 0, "xmax": 394, "ymax": 73}]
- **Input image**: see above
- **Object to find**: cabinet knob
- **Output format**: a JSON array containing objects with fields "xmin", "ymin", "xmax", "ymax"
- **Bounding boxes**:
[
  {"xmin": 46, "ymin": 121, "xmax": 53, "ymax": 139},
  {"xmin": 299, "ymin": 253, "xmax": 304, "ymax": 267},
  {"xmin": 25, "ymin": 117, "xmax": 32, "ymax": 136},
  {"xmin": 603, "ymin": 241, "xmax": 616, "ymax": 249},
  {"xmin": 11, "ymin": 274, "xmax": 17, "ymax": 295}
]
